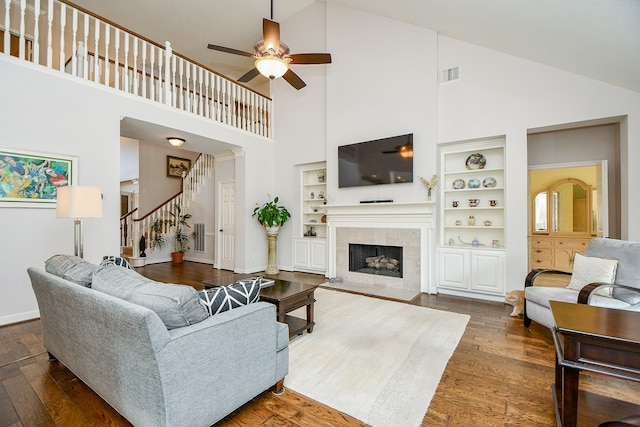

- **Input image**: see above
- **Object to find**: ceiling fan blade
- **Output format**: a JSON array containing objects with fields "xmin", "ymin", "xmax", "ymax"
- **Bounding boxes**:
[
  {"xmin": 263, "ymin": 18, "xmax": 280, "ymax": 54},
  {"xmin": 288, "ymin": 53, "xmax": 332, "ymax": 64},
  {"xmin": 238, "ymin": 68, "xmax": 261, "ymax": 83},
  {"xmin": 282, "ymin": 69, "xmax": 306, "ymax": 90},
  {"xmin": 207, "ymin": 44, "xmax": 254, "ymax": 58}
]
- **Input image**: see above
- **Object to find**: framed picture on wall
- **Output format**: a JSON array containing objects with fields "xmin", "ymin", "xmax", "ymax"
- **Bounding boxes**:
[
  {"xmin": 0, "ymin": 147, "xmax": 77, "ymax": 208},
  {"xmin": 167, "ymin": 155, "xmax": 191, "ymax": 178}
]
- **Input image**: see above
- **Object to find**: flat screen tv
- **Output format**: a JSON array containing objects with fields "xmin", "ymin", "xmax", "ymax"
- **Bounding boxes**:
[{"xmin": 338, "ymin": 133, "xmax": 413, "ymax": 188}]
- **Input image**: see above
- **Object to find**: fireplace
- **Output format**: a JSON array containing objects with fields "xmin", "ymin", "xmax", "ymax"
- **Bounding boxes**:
[
  {"xmin": 349, "ymin": 243, "xmax": 403, "ymax": 278},
  {"xmin": 325, "ymin": 202, "xmax": 436, "ymax": 294}
]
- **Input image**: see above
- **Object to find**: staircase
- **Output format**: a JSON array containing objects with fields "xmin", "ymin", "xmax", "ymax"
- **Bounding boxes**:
[{"xmin": 120, "ymin": 153, "xmax": 215, "ymax": 262}]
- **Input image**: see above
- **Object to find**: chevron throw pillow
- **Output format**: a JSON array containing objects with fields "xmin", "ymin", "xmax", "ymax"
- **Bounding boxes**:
[
  {"xmin": 100, "ymin": 256, "xmax": 135, "ymax": 270},
  {"xmin": 198, "ymin": 277, "xmax": 262, "ymax": 316}
]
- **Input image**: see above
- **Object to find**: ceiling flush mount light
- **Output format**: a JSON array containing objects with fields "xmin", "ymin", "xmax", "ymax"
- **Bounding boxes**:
[
  {"xmin": 255, "ymin": 56, "xmax": 289, "ymax": 79},
  {"xmin": 167, "ymin": 137, "xmax": 185, "ymax": 147}
]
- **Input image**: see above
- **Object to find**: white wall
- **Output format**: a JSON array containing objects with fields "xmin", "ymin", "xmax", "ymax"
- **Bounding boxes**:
[
  {"xmin": 119, "ymin": 137, "xmax": 139, "ymax": 182},
  {"xmin": 0, "ymin": 57, "xmax": 273, "ymax": 324},
  {"xmin": 273, "ymin": 3, "xmax": 640, "ymax": 294},
  {"xmin": 437, "ymin": 35, "xmax": 640, "ymax": 291}
]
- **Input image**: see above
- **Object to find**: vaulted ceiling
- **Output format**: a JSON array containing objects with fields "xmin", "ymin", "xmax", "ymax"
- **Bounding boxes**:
[{"xmin": 68, "ymin": 0, "xmax": 640, "ymax": 96}]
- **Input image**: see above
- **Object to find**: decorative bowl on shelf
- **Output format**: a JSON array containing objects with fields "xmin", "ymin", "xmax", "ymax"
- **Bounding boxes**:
[{"xmin": 465, "ymin": 153, "xmax": 486, "ymax": 170}]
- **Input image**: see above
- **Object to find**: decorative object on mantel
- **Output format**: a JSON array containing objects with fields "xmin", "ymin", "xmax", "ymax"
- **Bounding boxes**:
[
  {"xmin": 468, "ymin": 198, "xmax": 479, "ymax": 207},
  {"xmin": 451, "ymin": 200, "xmax": 459, "ymax": 207},
  {"xmin": 489, "ymin": 199, "xmax": 498, "ymax": 207},
  {"xmin": 252, "ymin": 195, "xmax": 291, "ymax": 274},
  {"xmin": 468, "ymin": 215, "xmax": 475, "ymax": 226},
  {"xmin": 484, "ymin": 220, "xmax": 492, "ymax": 226},
  {"xmin": 465, "ymin": 152, "xmax": 486, "ymax": 170},
  {"xmin": 420, "ymin": 174, "xmax": 438, "ymax": 200},
  {"xmin": 318, "ymin": 170, "xmax": 325, "ymax": 183}
]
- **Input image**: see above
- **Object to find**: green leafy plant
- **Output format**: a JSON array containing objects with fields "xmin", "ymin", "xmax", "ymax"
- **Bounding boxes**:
[
  {"xmin": 149, "ymin": 203, "xmax": 196, "ymax": 253},
  {"xmin": 252, "ymin": 195, "xmax": 291, "ymax": 228}
]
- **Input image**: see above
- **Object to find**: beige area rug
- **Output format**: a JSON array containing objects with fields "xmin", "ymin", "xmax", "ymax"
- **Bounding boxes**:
[
  {"xmin": 286, "ymin": 288, "xmax": 470, "ymax": 427},
  {"xmin": 321, "ymin": 280, "xmax": 420, "ymax": 302}
]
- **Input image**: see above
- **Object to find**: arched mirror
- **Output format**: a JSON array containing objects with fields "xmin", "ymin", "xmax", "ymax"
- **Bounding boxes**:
[
  {"xmin": 532, "ymin": 178, "xmax": 594, "ymax": 236},
  {"xmin": 549, "ymin": 178, "xmax": 592, "ymax": 235}
]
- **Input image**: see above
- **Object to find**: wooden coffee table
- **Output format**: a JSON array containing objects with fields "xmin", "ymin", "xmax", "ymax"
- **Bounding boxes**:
[
  {"xmin": 202, "ymin": 276, "xmax": 318, "ymax": 338},
  {"xmin": 260, "ymin": 280, "xmax": 318, "ymax": 338}
]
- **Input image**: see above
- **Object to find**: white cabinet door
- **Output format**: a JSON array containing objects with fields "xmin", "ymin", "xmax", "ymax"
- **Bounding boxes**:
[
  {"xmin": 438, "ymin": 248, "xmax": 469, "ymax": 290},
  {"xmin": 309, "ymin": 240, "xmax": 327, "ymax": 271},
  {"xmin": 293, "ymin": 239, "xmax": 309, "ymax": 269},
  {"xmin": 470, "ymin": 250, "xmax": 504, "ymax": 294}
]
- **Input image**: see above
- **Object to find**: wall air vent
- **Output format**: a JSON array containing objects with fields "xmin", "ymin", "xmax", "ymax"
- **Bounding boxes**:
[
  {"xmin": 194, "ymin": 223, "xmax": 205, "ymax": 252},
  {"xmin": 440, "ymin": 67, "xmax": 460, "ymax": 84}
]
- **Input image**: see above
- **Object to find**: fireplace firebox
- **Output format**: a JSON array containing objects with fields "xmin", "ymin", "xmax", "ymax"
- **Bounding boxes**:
[{"xmin": 349, "ymin": 243, "xmax": 403, "ymax": 278}]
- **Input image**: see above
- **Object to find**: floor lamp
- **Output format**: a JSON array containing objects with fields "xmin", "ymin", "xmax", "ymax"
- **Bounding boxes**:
[{"xmin": 56, "ymin": 186, "xmax": 103, "ymax": 258}]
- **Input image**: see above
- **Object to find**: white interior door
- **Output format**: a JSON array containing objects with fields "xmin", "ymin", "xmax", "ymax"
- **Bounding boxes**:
[{"xmin": 218, "ymin": 181, "xmax": 236, "ymax": 271}]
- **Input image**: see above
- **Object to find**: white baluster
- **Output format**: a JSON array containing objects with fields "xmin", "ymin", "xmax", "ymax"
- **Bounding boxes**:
[
  {"xmin": 204, "ymin": 71, "xmax": 210, "ymax": 118},
  {"xmin": 164, "ymin": 41, "xmax": 171, "ymax": 105},
  {"xmin": 178, "ymin": 57, "xmax": 184, "ymax": 109},
  {"xmin": 82, "ymin": 14, "xmax": 89, "ymax": 79},
  {"xmin": 171, "ymin": 55, "xmax": 177, "ymax": 107},
  {"xmin": 19, "ymin": 0, "xmax": 26, "ymax": 60},
  {"xmin": 114, "ymin": 29, "xmax": 120, "ymax": 90},
  {"xmin": 133, "ymin": 37, "xmax": 139, "ymax": 95},
  {"xmin": 3, "ymin": 0, "xmax": 10, "ymax": 57},
  {"xmin": 104, "ymin": 24, "xmax": 110, "ymax": 86},
  {"xmin": 93, "ymin": 17, "xmax": 100, "ymax": 82},
  {"xmin": 149, "ymin": 44, "xmax": 155, "ymax": 100},
  {"xmin": 71, "ymin": 9, "xmax": 77, "ymax": 76},
  {"xmin": 33, "ymin": 0, "xmax": 40, "ymax": 63},
  {"xmin": 123, "ymin": 33, "xmax": 130, "ymax": 92},
  {"xmin": 185, "ymin": 62, "xmax": 191, "ymax": 112},
  {"xmin": 58, "ymin": 2, "xmax": 65, "ymax": 71},
  {"xmin": 141, "ymin": 42, "xmax": 146, "ymax": 98}
]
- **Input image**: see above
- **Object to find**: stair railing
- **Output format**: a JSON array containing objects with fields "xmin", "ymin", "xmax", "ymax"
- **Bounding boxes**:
[
  {"xmin": 126, "ymin": 153, "xmax": 214, "ymax": 258},
  {"xmin": 1, "ymin": 0, "xmax": 273, "ymax": 138}
]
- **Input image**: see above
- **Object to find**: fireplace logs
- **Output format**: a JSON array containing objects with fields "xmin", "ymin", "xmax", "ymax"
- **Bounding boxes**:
[{"xmin": 365, "ymin": 255, "xmax": 400, "ymax": 272}]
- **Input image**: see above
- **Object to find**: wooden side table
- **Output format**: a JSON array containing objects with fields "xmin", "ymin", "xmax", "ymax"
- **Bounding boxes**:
[
  {"xmin": 550, "ymin": 301, "xmax": 640, "ymax": 427},
  {"xmin": 259, "ymin": 280, "xmax": 318, "ymax": 338}
]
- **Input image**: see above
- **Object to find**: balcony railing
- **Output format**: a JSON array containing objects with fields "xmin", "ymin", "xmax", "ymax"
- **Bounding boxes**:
[{"xmin": 1, "ymin": 0, "xmax": 272, "ymax": 138}]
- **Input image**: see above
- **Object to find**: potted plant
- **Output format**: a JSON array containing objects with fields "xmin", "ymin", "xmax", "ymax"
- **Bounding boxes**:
[
  {"xmin": 252, "ymin": 195, "xmax": 290, "ymax": 274},
  {"xmin": 252, "ymin": 195, "xmax": 291, "ymax": 234},
  {"xmin": 149, "ymin": 203, "xmax": 196, "ymax": 264}
]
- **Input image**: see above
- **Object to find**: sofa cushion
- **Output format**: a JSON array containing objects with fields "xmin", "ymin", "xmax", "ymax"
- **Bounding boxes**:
[
  {"xmin": 566, "ymin": 253, "xmax": 617, "ymax": 296},
  {"xmin": 45, "ymin": 254, "xmax": 97, "ymax": 287},
  {"xmin": 525, "ymin": 286, "xmax": 630, "ymax": 310},
  {"xmin": 585, "ymin": 238, "xmax": 640, "ymax": 289},
  {"xmin": 198, "ymin": 277, "xmax": 261, "ymax": 316},
  {"xmin": 100, "ymin": 255, "xmax": 135, "ymax": 270},
  {"xmin": 92, "ymin": 265, "xmax": 208, "ymax": 330}
]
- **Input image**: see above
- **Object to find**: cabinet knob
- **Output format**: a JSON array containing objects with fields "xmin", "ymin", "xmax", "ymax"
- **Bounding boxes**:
[
  {"xmin": 535, "ymin": 259, "xmax": 542, "ymax": 263},
  {"xmin": 535, "ymin": 249, "xmax": 542, "ymax": 253}
]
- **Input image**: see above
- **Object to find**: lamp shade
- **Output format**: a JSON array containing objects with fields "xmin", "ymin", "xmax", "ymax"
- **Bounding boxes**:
[
  {"xmin": 56, "ymin": 186, "xmax": 103, "ymax": 219},
  {"xmin": 167, "ymin": 137, "xmax": 185, "ymax": 147},
  {"xmin": 255, "ymin": 56, "xmax": 289, "ymax": 79}
]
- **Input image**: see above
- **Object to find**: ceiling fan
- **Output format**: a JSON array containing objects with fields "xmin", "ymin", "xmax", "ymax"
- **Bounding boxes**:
[{"xmin": 206, "ymin": 1, "xmax": 331, "ymax": 90}]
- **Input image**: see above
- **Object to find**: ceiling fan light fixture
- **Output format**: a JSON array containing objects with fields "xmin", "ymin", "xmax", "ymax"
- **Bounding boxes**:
[
  {"xmin": 255, "ymin": 56, "xmax": 288, "ymax": 79},
  {"xmin": 167, "ymin": 137, "xmax": 185, "ymax": 147},
  {"xmin": 399, "ymin": 144, "xmax": 413, "ymax": 158}
]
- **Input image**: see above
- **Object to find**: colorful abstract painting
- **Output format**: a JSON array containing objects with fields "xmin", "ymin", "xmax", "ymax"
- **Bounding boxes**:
[{"xmin": 0, "ymin": 148, "xmax": 76, "ymax": 207}]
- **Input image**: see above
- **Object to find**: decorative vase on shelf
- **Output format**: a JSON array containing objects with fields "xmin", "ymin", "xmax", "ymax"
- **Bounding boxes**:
[{"xmin": 427, "ymin": 189, "xmax": 432, "ymax": 201}]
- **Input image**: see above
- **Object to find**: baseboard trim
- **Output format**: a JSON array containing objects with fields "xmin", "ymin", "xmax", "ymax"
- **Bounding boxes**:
[{"xmin": 0, "ymin": 309, "xmax": 40, "ymax": 326}]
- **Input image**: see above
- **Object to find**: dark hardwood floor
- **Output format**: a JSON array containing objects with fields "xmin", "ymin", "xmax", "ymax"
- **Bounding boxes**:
[{"xmin": 1, "ymin": 261, "xmax": 638, "ymax": 426}]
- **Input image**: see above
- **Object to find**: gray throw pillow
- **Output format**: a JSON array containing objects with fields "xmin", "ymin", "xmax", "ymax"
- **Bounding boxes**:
[
  {"xmin": 198, "ymin": 277, "xmax": 261, "ymax": 316},
  {"xmin": 45, "ymin": 254, "xmax": 98, "ymax": 287},
  {"xmin": 92, "ymin": 265, "xmax": 208, "ymax": 330}
]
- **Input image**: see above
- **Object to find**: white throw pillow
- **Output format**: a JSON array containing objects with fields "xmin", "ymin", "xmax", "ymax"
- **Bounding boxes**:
[{"xmin": 566, "ymin": 253, "xmax": 618, "ymax": 297}]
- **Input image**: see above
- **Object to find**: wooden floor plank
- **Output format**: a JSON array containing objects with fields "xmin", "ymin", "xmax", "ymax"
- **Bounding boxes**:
[{"xmin": 2, "ymin": 261, "xmax": 638, "ymax": 427}]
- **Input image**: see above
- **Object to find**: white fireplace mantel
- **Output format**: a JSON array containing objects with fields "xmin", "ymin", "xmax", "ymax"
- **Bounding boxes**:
[{"xmin": 325, "ymin": 202, "xmax": 436, "ymax": 293}]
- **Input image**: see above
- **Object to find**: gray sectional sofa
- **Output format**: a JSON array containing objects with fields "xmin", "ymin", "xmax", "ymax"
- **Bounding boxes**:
[{"xmin": 28, "ymin": 255, "xmax": 289, "ymax": 427}]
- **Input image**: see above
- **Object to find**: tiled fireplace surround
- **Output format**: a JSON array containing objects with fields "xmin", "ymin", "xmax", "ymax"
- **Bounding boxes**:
[{"xmin": 326, "ymin": 202, "xmax": 436, "ymax": 294}]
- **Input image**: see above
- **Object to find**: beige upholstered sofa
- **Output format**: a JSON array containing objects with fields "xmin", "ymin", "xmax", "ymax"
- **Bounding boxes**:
[{"xmin": 524, "ymin": 238, "xmax": 640, "ymax": 329}]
